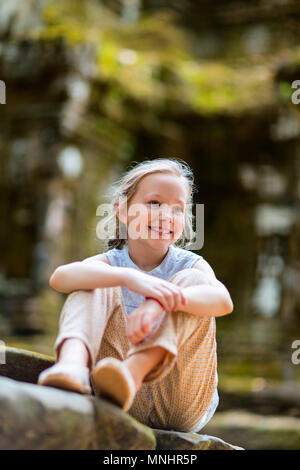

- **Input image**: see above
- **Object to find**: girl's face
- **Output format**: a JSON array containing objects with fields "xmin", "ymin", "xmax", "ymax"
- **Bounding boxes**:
[{"xmin": 118, "ymin": 172, "xmax": 188, "ymax": 247}]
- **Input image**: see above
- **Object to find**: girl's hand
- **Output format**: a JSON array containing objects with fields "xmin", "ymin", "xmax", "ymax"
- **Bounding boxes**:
[
  {"xmin": 126, "ymin": 298, "xmax": 166, "ymax": 345},
  {"xmin": 124, "ymin": 268, "xmax": 187, "ymax": 312}
]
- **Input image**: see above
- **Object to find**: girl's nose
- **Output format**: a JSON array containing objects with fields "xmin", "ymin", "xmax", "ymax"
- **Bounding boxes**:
[{"xmin": 159, "ymin": 205, "xmax": 174, "ymax": 222}]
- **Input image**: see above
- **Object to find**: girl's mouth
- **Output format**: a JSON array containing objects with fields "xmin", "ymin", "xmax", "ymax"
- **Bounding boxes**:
[{"xmin": 148, "ymin": 225, "xmax": 173, "ymax": 235}]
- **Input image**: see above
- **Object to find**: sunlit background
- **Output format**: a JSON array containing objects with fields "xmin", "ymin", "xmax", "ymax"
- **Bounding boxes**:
[{"xmin": 1, "ymin": 0, "xmax": 300, "ymax": 449}]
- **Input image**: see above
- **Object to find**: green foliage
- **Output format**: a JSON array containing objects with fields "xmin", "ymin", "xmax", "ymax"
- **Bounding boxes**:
[
  {"xmin": 278, "ymin": 80, "xmax": 293, "ymax": 101},
  {"xmin": 30, "ymin": 0, "xmax": 277, "ymax": 116}
]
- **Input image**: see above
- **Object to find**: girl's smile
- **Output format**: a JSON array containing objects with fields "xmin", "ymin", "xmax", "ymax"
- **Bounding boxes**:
[
  {"xmin": 140, "ymin": 178, "xmax": 186, "ymax": 241},
  {"xmin": 148, "ymin": 225, "xmax": 173, "ymax": 235},
  {"xmin": 116, "ymin": 171, "xmax": 189, "ymax": 270}
]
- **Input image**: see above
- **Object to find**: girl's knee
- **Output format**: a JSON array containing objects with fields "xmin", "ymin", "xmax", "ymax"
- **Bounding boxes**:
[
  {"xmin": 65, "ymin": 289, "xmax": 92, "ymax": 302},
  {"xmin": 61, "ymin": 289, "xmax": 97, "ymax": 318},
  {"xmin": 65, "ymin": 288, "xmax": 103, "ymax": 306},
  {"xmin": 170, "ymin": 268, "xmax": 211, "ymax": 287}
]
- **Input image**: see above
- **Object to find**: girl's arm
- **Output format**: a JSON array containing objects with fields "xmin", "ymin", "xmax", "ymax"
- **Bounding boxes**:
[
  {"xmin": 49, "ymin": 255, "xmax": 187, "ymax": 311},
  {"xmin": 179, "ymin": 259, "xmax": 234, "ymax": 317},
  {"xmin": 49, "ymin": 255, "xmax": 128, "ymax": 294},
  {"xmin": 136, "ymin": 281, "xmax": 233, "ymax": 320},
  {"xmin": 140, "ymin": 259, "xmax": 233, "ymax": 319},
  {"xmin": 177, "ymin": 282, "xmax": 233, "ymax": 317}
]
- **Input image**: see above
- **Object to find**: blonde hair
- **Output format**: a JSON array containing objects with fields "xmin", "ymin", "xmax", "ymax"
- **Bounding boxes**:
[{"xmin": 102, "ymin": 158, "xmax": 197, "ymax": 250}]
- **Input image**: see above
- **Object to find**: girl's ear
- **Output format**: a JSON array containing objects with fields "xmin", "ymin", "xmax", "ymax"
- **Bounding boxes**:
[{"xmin": 115, "ymin": 199, "xmax": 127, "ymax": 225}]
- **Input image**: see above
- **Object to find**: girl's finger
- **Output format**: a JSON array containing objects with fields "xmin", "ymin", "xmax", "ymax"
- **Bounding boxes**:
[
  {"xmin": 154, "ymin": 291, "xmax": 169, "ymax": 311},
  {"xmin": 173, "ymin": 287, "xmax": 187, "ymax": 309},
  {"xmin": 128, "ymin": 328, "xmax": 140, "ymax": 344},
  {"xmin": 141, "ymin": 315, "xmax": 152, "ymax": 334},
  {"xmin": 127, "ymin": 316, "xmax": 139, "ymax": 338},
  {"xmin": 173, "ymin": 291, "xmax": 182, "ymax": 311},
  {"xmin": 136, "ymin": 314, "xmax": 149, "ymax": 340},
  {"xmin": 132, "ymin": 333, "xmax": 142, "ymax": 345},
  {"xmin": 169, "ymin": 287, "xmax": 182, "ymax": 311},
  {"xmin": 134, "ymin": 329, "xmax": 146, "ymax": 344},
  {"xmin": 141, "ymin": 320, "xmax": 149, "ymax": 332},
  {"xmin": 160, "ymin": 287, "xmax": 175, "ymax": 311},
  {"xmin": 180, "ymin": 289, "xmax": 187, "ymax": 306},
  {"xmin": 133, "ymin": 318, "xmax": 143, "ymax": 340},
  {"xmin": 166, "ymin": 285, "xmax": 182, "ymax": 308}
]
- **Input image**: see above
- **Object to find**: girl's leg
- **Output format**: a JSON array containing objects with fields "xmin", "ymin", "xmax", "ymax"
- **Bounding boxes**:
[
  {"xmin": 53, "ymin": 286, "xmax": 125, "ymax": 371},
  {"xmin": 50, "ymin": 284, "xmax": 168, "ymax": 397},
  {"xmin": 126, "ymin": 268, "xmax": 218, "ymax": 432},
  {"xmin": 57, "ymin": 338, "xmax": 90, "ymax": 368},
  {"xmin": 124, "ymin": 346, "xmax": 167, "ymax": 391},
  {"xmin": 38, "ymin": 286, "xmax": 128, "ymax": 393}
]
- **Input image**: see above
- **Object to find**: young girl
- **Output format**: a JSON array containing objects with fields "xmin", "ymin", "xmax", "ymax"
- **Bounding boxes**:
[{"xmin": 38, "ymin": 158, "xmax": 233, "ymax": 433}]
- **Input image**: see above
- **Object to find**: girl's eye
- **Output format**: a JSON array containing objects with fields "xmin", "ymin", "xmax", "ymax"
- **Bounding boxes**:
[
  {"xmin": 148, "ymin": 200, "xmax": 160, "ymax": 206},
  {"xmin": 147, "ymin": 201, "xmax": 183, "ymax": 213}
]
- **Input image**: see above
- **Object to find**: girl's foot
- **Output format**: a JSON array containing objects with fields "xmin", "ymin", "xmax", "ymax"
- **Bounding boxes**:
[
  {"xmin": 91, "ymin": 346, "xmax": 167, "ymax": 411},
  {"xmin": 91, "ymin": 358, "xmax": 137, "ymax": 412},
  {"xmin": 37, "ymin": 362, "xmax": 92, "ymax": 395}
]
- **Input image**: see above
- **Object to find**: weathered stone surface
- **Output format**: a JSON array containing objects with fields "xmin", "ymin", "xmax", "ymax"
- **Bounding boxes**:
[
  {"xmin": 153, "ymin": 429, "xmax": 244, "ymax": 450},
  {"xmin": 202, "ymin": 411, "xmax": 300, "ymax": 450},
  {"xmin": 91, "ymin": 398, "xmax": 156, "ymax": 450},
  {"xmin": 0, "ymin": 347, "xmax": 243, "ymax": 450},
  {"xmin": 0, "ymin": 346, "xmax": 54, "ymax": 384},
  {"xmin": 0, "ymin": 376, "xmax": 156, "ymax": 450}
]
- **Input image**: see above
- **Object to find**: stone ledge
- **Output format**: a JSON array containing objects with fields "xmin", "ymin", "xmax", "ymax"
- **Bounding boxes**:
[
  {"xmin": 153, "ymin": 428, "xmax": 244, "ymax": 450},
  {"xmin": 0, "ymin": 346, "xmax": 55, "ymax": 384},
  {"xmin": 0, "ymin": 346, "xmax": 244, "ymax": 450},
  {"xmin": 0, "ymin": 375, "xmax": 155, "ymax": 450}
]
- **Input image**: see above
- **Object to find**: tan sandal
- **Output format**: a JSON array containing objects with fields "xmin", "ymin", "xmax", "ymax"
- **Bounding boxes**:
[
  {"xmin": 91, "ymin": 358, "xmax": 136, "ymax": 412},
  {"xmin": 37, "ymin": 362, "xmax": 92, "ymax": 395}
]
